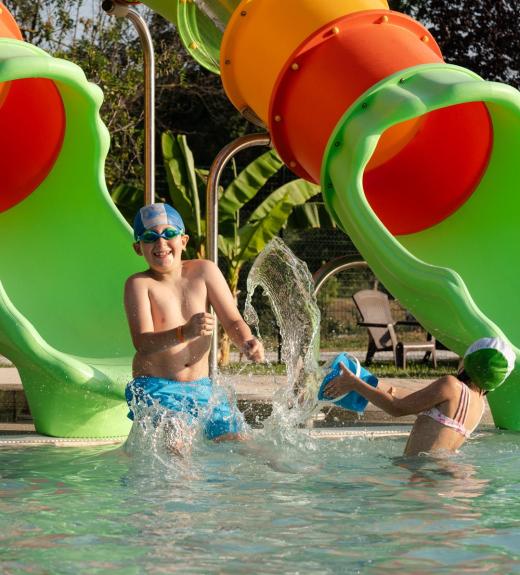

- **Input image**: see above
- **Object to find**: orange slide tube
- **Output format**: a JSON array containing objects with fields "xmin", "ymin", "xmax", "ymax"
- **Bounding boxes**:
[
  {"xmin": 268, "ymin": 11, "xmax": 443, "ymax": 183},
  {"xmin": 220, "ymin": 0, "xmax": 389, "ymax": 124},
  {"xmin": 220, "ymin": 1, "xmax": 493, "ymax": 235}
]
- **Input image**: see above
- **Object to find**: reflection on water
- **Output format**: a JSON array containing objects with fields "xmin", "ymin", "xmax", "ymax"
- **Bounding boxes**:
[
  {"xmin": 1, "ymin": 434, "xmax": 519, "ymax": 574},
  {"xmin": 3, "ymin": 240, "xmax": 517, "ymax": 572}
]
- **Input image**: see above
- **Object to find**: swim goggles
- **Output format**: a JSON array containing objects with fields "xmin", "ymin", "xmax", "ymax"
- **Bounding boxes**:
[{"xmin": 137, "ymin": 227, "xmax": 184, "ymax": 243}]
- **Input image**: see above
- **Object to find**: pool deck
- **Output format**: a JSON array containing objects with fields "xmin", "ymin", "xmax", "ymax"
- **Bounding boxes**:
[{"xmin": 0, "ymin": 353, "xmax": 495, "ymax": 448}]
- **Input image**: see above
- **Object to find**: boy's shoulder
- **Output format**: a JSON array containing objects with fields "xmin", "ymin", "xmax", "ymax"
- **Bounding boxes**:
[
  {"xmin": 125, "ymin": 270, "xmax": 154, "ymax": 285},
  {"xmin": 183, "ymin": 258, "xmax": 218, "ymax": 276}
]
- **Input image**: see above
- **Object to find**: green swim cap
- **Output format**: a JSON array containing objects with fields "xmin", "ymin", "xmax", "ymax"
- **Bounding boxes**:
[{"xmin": 463, "ymin": 337, "xmax": 516, "ymax": 391}]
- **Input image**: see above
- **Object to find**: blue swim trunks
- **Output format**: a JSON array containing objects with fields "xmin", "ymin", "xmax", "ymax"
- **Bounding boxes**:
[{"xmin": 125, "ymin": 376, "xmax": 245, "ymax": 440}]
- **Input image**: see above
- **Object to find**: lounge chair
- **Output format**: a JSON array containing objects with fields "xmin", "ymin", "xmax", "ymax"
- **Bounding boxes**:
[{"xmin": 352, "ymin": 289, "xmax": 437, "ymax": 368}]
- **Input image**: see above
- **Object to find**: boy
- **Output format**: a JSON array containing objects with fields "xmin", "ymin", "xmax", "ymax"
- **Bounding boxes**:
[{"xmin": 124, "ymin": 203, "xmax": 264, "ymax": 444}]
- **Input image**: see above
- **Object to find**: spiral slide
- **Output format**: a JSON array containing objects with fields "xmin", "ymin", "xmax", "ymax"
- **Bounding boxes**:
[
  {"xmin": 0, "ymin": 4, "xmax": 138, "ymax": 437},
  {"xmin": 2, "ymin": 0, "xmax": 520, "ymax": 436},
  {"xmin": 147, "ymin": 0, "xmax": 520, "ymax": 429}
]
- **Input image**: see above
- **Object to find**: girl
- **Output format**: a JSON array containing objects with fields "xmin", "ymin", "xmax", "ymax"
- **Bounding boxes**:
[{"xmin": 324, "ymin": 337, "xmax": 515, "ymax": 456}]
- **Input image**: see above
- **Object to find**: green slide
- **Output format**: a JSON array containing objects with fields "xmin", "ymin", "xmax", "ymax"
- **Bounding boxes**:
[
  {"xmin": 0, "ymin": 38, "xmax": 140, "ymax": 437},
  {"xmin": 142, "ymin": 0, "xmax": 241, "ymax": 74},
  {"xmin": 322, "ymin": 64, "xmax": 520, "ymax": 430}
]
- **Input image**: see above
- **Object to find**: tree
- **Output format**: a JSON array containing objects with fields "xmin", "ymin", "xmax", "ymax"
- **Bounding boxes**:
[
  {"xmin": 390, "ymin": 0, "xmax": 520, "ymax": 88},
  {"xmin": 3, "ymin": 0, "xmax": 251, "ymax": 195}
]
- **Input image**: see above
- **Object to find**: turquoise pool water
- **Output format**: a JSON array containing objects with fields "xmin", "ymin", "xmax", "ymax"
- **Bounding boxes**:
[{"xmin": 1, "ymin": 430, "xmax": 519, "ymax": 574}]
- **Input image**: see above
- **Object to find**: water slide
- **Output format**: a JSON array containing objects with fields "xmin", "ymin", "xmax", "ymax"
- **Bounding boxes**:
[
  {"xmin": 142, "ymin": 0, "xmax": 520, "ymax": 429},
  {"xmin": 0, "ymin": 4, "xmax": 137, "ymax": 437},
  {"xmin": 1, "ymin": 0, "xmax": 519, "ymax": 436}
]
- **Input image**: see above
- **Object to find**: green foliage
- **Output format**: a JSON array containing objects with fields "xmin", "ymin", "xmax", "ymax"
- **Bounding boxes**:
[
  {"xmin": 317, "ymin": 276, "xmax": 340, "ymax": 306},
  {"xmin": 162, "ymin": 132, "xmax": 206, "ymax": 256},
  {"xmin": 389, "ymin": 0, "xmax": 520, "ymax": 88},
  {"xmin": 220, "ymin": 178, "xmax": 321, "ymax": 271},
  {"xmin": 110, "ymin": 182, "xmax": 142, "ymax": 224},
  {"xmin": 287, "ymin": 202, "xmax": 336, "ymax": 230},
  {"xmin": 161, "ymin": 134, "xmax": 321, "ymax": 275}
]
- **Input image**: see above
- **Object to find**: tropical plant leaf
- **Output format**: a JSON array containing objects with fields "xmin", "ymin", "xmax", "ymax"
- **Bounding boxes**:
[
  {"xmin": 248, "ymin": 179, "xmax": 321, "ymax": 225},
  {"xmin": 217, "ymin": 234, "xmax": 236, "ymax": 261},
  {"xmin": 110, "ymin": 183, "xmax": 143, "ymax": 223},
  {"xmin": 162, "ymin": 131, "xmax": 208, "ymax": 250},
  {"xmin": 162, "ymin": 132, "xmax": 198, "ymax": 234},
  {"xmin": 218, "ymin": 149, "xmax": 284, "ymax": 222},
  {"xmin": 287, "ymin": 202, "xmax": 336, "ymax": 230},
  {"xmin": 176, "ymin": 134, "xmax": 202, "ymax": 237},
  {"xmin": 236, "ymin": 179, "xmax": 321, "ymax": 263}
]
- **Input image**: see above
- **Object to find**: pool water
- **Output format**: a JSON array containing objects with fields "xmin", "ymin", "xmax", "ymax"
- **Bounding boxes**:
[{"xmin": 1, "ymin": 429, "xmax": 519, "ymax": 574}]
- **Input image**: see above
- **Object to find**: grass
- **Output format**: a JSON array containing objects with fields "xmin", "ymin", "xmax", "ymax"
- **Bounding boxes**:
[{"xmin": 221, "ymin": 357, "xmax": 459, "ymax": 379}]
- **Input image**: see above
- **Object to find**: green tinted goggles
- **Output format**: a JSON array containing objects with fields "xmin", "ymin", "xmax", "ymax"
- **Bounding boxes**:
[{"xmin": 138, "ymin": 227, "xmax": 184, "ymax": 243}]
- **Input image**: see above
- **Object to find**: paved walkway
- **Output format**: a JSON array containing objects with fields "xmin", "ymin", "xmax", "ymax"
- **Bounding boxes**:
[{"xmin": 0, "ymin": 353, "xmax": 494, "ymax": 434}]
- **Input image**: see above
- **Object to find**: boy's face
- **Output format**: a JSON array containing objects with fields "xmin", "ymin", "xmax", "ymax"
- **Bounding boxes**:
[{"xmin": 133, "ymin": 224, "xmax": 188, "ymax": 271}]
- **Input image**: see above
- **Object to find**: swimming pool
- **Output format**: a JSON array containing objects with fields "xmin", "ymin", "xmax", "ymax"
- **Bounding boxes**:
[{"xmin": 1, "ymin": 429, "xmax": 519, "ymax": 574}]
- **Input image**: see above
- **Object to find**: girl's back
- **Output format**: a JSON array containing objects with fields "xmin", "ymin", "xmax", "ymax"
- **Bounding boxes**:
[{"xmin": 404, "ymin": 375, "xmax": 485, "ymax": 456}]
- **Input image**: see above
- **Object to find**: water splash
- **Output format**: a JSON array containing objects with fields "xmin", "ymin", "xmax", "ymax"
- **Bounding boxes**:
[
  {"xmin": 123, "ymin": 238, "xmax": 326, "ymax": 465},
  {"xmin": 123, "ymin": 398, "xmax": 198, "ymax": 466},
  {"xmin": 122, "ymin": 383, "xmax": 241, "ymax": 467},
  {"xmin": 244, "ymin": 237, "xmax": 323, "ymax": 432}
]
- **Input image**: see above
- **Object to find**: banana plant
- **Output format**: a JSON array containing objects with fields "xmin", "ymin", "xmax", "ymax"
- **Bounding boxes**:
[{"xmin": 162, "ymin": 132, "xmax": 208, "ymax": 258}]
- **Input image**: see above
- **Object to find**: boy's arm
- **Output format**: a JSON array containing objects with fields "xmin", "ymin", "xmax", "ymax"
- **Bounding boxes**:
[
  {"xmin": 203, "ymin": 261, "xmax": 264, "ymax": 362},
  {"xmin": 324, "ymin": 364, "xmax": 453, "ymax": 417}
]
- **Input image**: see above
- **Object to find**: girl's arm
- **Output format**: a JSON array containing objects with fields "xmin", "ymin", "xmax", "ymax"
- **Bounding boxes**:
[
  {"xmin": 377, "ymin": 381, "xmax": 408, "ymax": 398},
  {"xmin": 324, "ymin": 363, "xmax": 454, "ymax": 417}
]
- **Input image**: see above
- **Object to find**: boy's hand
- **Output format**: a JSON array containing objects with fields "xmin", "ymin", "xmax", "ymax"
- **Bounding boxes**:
[
  {"xmin": 242, "ymin": 337, "xmax": 265, "ymax": 363},
  {"xmin": 323, "ymin": 362, "xmax": 355, "ymax": 398},
  {"xmin": 183, "ymin": 312, "xmax": 215, "ymax": 340}
]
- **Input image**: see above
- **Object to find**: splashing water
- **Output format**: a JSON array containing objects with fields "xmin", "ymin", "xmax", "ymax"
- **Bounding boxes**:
[
  {"xmin": 124, "ymin": 238, "xmax": 326, "ymax": 465},
  {"xmin": 244, "ymin": 237, "xmax": 324, "ymax": 433},
  {"xmin": 123, "ymin": 394, "xmax": 198, "ymax": 466}
]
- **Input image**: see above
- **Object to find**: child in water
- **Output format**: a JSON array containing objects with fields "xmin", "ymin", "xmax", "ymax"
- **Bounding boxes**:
[
  {"xmin": 324, "ymin": 337, "xmax": 515, "ymax": 456},
  {"xmin": 124, "ymin": 203, "xmax": 264, "ymax": 447}
]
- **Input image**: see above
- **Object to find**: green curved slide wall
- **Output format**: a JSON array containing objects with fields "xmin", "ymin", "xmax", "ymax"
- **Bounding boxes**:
[
  {"xmin": 142, "ymin": 0, "xmax": 241, "ymax": 74},
  {"xmin": 322, "ymin": 64, "xmax": 520, "ymax": 430},
  {"xmin": 0, "ymin": 39, "xmax": 140, "ymax": 437}
]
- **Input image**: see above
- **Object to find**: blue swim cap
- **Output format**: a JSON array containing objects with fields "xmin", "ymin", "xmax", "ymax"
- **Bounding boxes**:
[{"xmin": 133, "ymin": 203, "xmax": 185, "ymax": 241}]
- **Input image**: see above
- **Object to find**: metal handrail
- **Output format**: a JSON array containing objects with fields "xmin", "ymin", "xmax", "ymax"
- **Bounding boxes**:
[
  {"xmin": 313, "ymin": 255, "xmax": 369, "ymax": 296},
  {"xmin": 102, "ymin": 1, "xmax": 156, "ymax": 205},
  {"xmin": 206, "ymin": 133, "xmax": 271, "ymax": 377}
]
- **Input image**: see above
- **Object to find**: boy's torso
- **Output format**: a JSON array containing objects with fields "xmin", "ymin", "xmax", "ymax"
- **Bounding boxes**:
[{"xmin": 133, "ymin": 260, "xmax": 212, "ymax": 382}]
